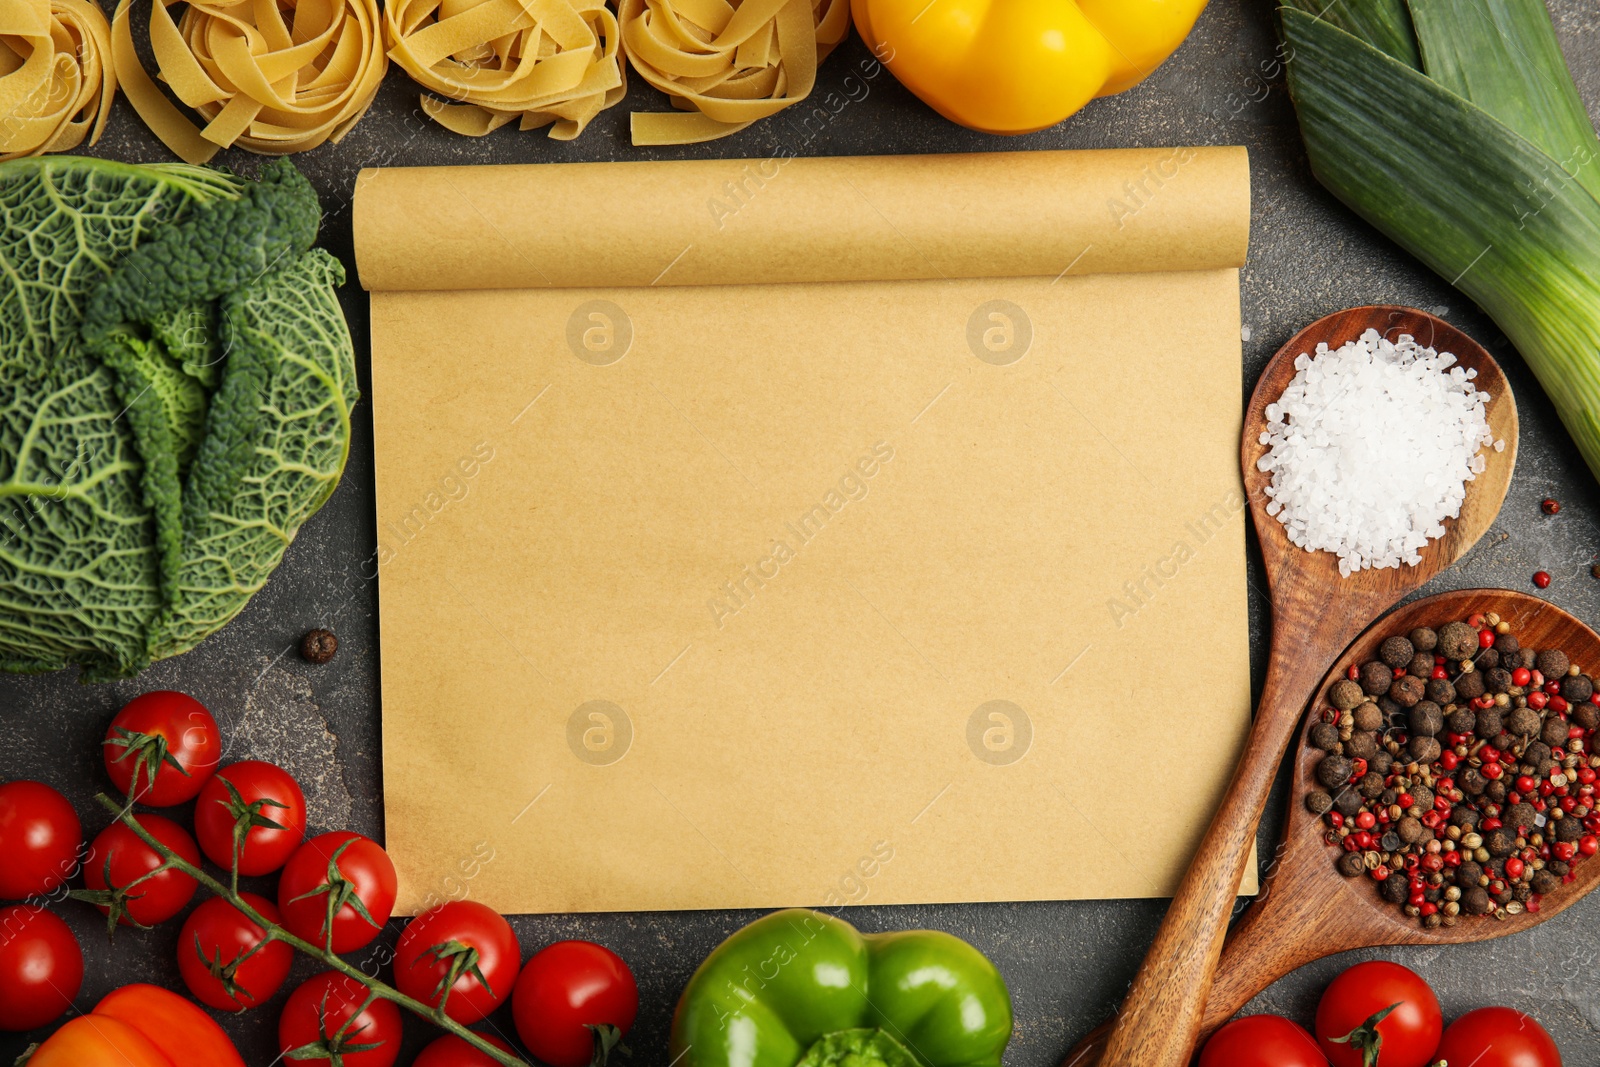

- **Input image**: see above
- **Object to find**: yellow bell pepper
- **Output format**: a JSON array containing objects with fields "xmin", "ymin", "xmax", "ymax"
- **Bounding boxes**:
[{"xmin": 851, "ymin": 0, "xmax": 1209, "ymax": 134}]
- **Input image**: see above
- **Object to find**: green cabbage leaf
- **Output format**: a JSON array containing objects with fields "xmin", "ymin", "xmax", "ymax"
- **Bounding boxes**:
[{"xmin": 0, "ymin": 157, "xmax": 357, "ymax": 680}]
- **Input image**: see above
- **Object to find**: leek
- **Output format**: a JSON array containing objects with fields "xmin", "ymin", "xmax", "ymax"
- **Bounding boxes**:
[{"xmin": 1279, "ymin": 1, "xmax": 1600, "ymax": 481}]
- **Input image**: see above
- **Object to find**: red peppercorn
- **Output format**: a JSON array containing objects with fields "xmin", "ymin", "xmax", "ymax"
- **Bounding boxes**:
[
  {"xmin": 1419, "ymin": 902, "xmax": 1438, "ymax": 917},
  {"xmin": 1435, "ymin": 654, "xmax": 1446, "ymax": 665},
  {"xmin": 1342, "ymin": 836, "xmax": 1360, "ymax": 852},
  {"xmin": 1542, "ymin": 498, "xmax": 1561, "ymax": 515},
  {"xmin": 1545, "ymin": 679, "xmax": 1563, "ymax": 695},
  {"xmin": 1397, "ymin": 792, "xmax": 1415, "ymax": 808},
  {"xmin": 1534, "ymin": 570, "xmax": 1552, "ymax": 588},
  {"xmin": 1445, "ymin": 851, "xmax": 1463, "ymax": 868},
  {"xmin": 1351, "ymin": 757, "xmax": 1368, "ymax": 779},
  {"xmin": 1554, "ymin": 842, "xmax": 1577, "ymax": 862},
  {"xmin": 1434, "ymin": 795, "xmax": 1451, "ymax": 813},
  {"xmin": 1505, "ymin": 857, "xmax": 1526, "ymax": 879},
  {"xmin": 1468, "ymin": 613, "xmax": 1487, "ymax": 629},
  {"xmin": 1562, "ymin": 796, "xmax": 1578, "ymax": 813},
  {"xmin": 1572, "ymin": 726, "xmax": 1587, "ymax": 741},
  {"xmin": 1421, "ymin": 854, "xmax": 1444, "ymax": 873},
  {"xmin": 1482, "ymin": 816, "xmax": 1503, "ymax": 831},
  {"xmin": 1529, "ymin": 691, "xmax": 1549, "ymax": 710},
  {"xmin": 1408, "ymin": 891, "xmax": 1426, "ymax": 907},
  {"xmin": 1347, "ymin": 664, "xmax": 1360, "ymax": 681},
  {"xmin": 1516, "ymin": 775, "xmax": 1537, "ymax": 794},
  {"xmin": 1586, "ymin": 814, "xmax": 1600, "ymax": 833},
  {"xmin": 1590, "ymin": 691, "xmax": 1600, "ymax": 706},
  {"xmin": 1372, "ymin": 865, "xmax": 1390, "ymax": 881},
  {"xmin": 1580, "ymin": 835, "xmax": 1599, "ymax": 857},
  {"xmin": 1329, "ymin": 812, "xmax": 1344, "ymax": 828},
  {"xmin": 1355, "ymin": 811, "xmax": 1376, "ymax": 830},
  {"xmin": 1440, "ymin": 751, "xmax": 1460, "ymax": 771},
  {"xmin": 1552, "ymin": 695, "xmax": 1569, "ymax": 713},
  {"xmin": 1479, "ymin": 628, "xmax": 1495, "ymax": 649},
  {"xmin": 1532, "ymin": 669, "xmax": 1546, "ymax": 687},
  {"xmin": 1528, "ymin": 897, "xmax": 1542, "ymax": 913},
  {"xmin": 1430, "ymin": 666, "xmax": 1448, "ymax": 680},
  {"xmin": 1512, "ymin": 667, "xmax": 1532, "ymax": 687},
  {"xmin": 1580, "ymin": 767, "xmax": 1597, "ymax": 785}
]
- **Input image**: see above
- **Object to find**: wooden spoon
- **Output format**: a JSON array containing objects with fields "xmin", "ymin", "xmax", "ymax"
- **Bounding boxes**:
[{"xmin": 1075, "ymin": 306, "xmax": 1519, "ymax": 1067}]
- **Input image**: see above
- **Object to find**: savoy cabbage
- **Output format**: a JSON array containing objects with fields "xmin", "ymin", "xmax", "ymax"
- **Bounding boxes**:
[{"xmin": 0, "ymin": 156, "xmax": 358, "ymax": 680}]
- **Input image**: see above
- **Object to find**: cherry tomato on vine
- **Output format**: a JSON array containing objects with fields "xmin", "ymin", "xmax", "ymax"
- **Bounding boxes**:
[
  {"xmin": 396, "ymin": 901, "xmax": 520, "ymax": 1024},
  {"xmin": 0, "ymin": 781, "xmax": 82, "ymax": 900},
  {"xmin": 103, "ymin": 691, "xmax": 221, "ymax": 806},
  {"xmin": 279, "ymin": 971, "xmax": 402, "ymax": 1067},
  {"xmin": 82, "ymin": 816, "xmax": 200, "ymax": 927},
  {"xmin": 194, "ymin": 761, "xmax": 306, "ymax": 876},
  {"xmin": 415, "ymin": 1033, "xmax": 518, "ymax": 1067},
  {"xmin": 0, "ymin": 905, "xmax": 82, "ymax": 1031},
  {"xmin": 178, "ymin": 893, "xmax": 293, "ymax": 1011},
  {"xmin": 1199, "ymin": 1015, "xmax": 1328, "ymax": 1067},
  {"xmin": 1315, "ymin": 961, "xmax": 1442, "ymax": 1067},
  {"xmin": 512, "ymin": 941, "xmax": 638, "ymax": 1067},
  {"xmin": 1434, "ymin": 1007, "xmax": 1561, "ymax": 1067},
  {"xmin": 278, "ymin": 831, "xmax": 397, "ymax": 953}
]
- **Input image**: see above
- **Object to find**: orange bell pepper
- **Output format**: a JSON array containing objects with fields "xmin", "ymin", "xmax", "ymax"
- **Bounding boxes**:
[
  {"xmin": 27, "ymin": 985, "xmax": 245, "ymax": 1067},
  {"xmin": 851, "ymin": 0, "xmax": 1210, "ymax": 134}
]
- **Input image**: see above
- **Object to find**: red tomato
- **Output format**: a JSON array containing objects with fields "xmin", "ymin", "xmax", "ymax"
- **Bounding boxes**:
[
  {"xmin": 395, "ymin": 901, "xmax": 520, "ymax": 1024},
  {"xmin": 103, "ymin": 691, "xmax": 222, "ymax": 806},
  {"xmin": 512, "ymin": 941, "xmax": 638, "ymax": 1067},
  {"xmin": 96, "ymin": 984, "xmax": 247, "ymax": 1067},
  {"xmin": 0, "ymin": 905, "xmax": 82, "ymax": 1031},
  {"xmin": 83, "ymin": 816, "xmax": 200, "ymax": 927},
  {"xmin": 279, "ymin": 971, "xmax": 402, "ymax": 1067},
  {"xmin": 415, "ymin": 1033, "xmax": 518, "ymax": 1067},
  {"xmin": 1434, "ymin": 1007, "xmax": 1561, "ymax": 1067},
  {"xmin": 178, "ymin": 893, "xmax": 294, "ymax": 1011},
  {"xmin": 0, "ymin": 781, "xmax": 82, "ymax": 900},
  {"xmin": 1199, "ymin": 1015, "xmax": 1328, "ymax": 1067},
  {"xmin": 193, "ymin": 761, "xmax": 307, "ymax": 876},
  {"xmin": 277, "ymin": 832, "xmax": 397, "ymax": 953},
  {"xmin": 1316, "ymin": 961, "xmax": 1442, "ymax": 1067},
  {"xmin": 25, "ymin": 1015, "xmax": 176, "ymax": 1067}
]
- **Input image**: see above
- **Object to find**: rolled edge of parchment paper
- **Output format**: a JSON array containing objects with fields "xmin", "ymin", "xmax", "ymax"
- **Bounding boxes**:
[{"xmin": 352, "ymin": 147, "xmax": 1250, "ymax": 291}]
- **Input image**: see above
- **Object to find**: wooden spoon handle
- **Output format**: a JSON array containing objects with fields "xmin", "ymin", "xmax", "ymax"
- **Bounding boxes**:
[{"xmin": 1093, "ymin": 630, "xmax": 1332, "ymax": 1067}]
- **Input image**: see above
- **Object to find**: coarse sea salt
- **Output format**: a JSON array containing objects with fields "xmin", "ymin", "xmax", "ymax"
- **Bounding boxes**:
[{"xmin": 1256, "ymin": 329, "xmax": 1500, "ymax": 578}]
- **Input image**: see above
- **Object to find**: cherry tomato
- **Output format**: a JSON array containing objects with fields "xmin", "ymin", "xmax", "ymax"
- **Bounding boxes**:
[
  {"xmin": 415, "ymin": 1033, "xmax": 518, "ymax": 1067},
  {"xmin": 278, "ymin": 831, "xmax": 397, "ymax": 953},
  {"xmin": 1316, "ymin": 961, "xmax": 1442, "ymax": 1067},
  {"xmin": 95, "ymin": 984, "xmax": 247, "ymax": 1067},
  {"xmin": 0, "ymin": 781, "xmax": 82, "ymax": 900},
  {"xmin": 513, "ymin": 941, "xmax": 639, "ymax": 1067},
  {"xmin": 279, "ymin": 971, "xmax": 402, "ymax": 1067},
  {"xmin": 24, "ymin": 1015, "xmax": 176, "ymax": 1067},
  {"xmin": 0, "ymin": 905, "xmax": 82, "ymax": 1031},
  {"xmin": 178, "ymin": 893, "xmax": 294, "ymax": 1011},
  {"xmin": 193, "ymin": 761, "xmax": 307, "ymax": 876},
  {"xmin": 1434, "ymin": 1007, "xmax": 1561, "ymax": 1067},
  {"xmin": 1199, "ymin": 1015, "xmax": 1328, "ymax": 1067},
  {"xmin": 103, "ymin": 691, "xmax": 222, "ymax": 806},
  {"xmin": 83, "ymin": 815, "xmax": 201, "ymax": 927},
  {"xmin": 396, "ymin": 901, "xmax": 520, "ymax": 1024}
]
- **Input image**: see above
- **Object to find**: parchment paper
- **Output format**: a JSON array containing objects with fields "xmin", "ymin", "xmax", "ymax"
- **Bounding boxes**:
[{"xmin": 355, "ymin": 148, "xmax": 1257, "ymax": 914}]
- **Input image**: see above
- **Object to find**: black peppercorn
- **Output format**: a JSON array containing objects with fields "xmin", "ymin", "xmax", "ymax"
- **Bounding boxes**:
[
  {"xmin": 1576, "ymin": 704, "xmax": 1600, "ymax": 731},
  {"xmin": 1427, "ymin": 678, "xmax": 1457, "ymax": 705},
  {"xmin": 1446, "ymin": 708, "xmax": 1475, "ymax": 735},
  {"xmin": 1451, "ymin": 807, "xmax": 1482, "ymax": 830},
  {"xmin": 1485, "ymin": 827, "xmax": 1516, "ymax": 857},
  {"xmin": 1459, "ymin": 767, "xmax": 1487, "ymax": 795},
  {"xmin": 1561, "ymin": 674, "xmax": 1593, "ymax": 703},
  {"xmin": 1485, "ymin": 667, "xmax": 1514, "ymax": 694},
  {"xmin": 1380, "ymin": 787, "xmax": 1400, "ymax": 807},
  {"xmin": 1315, "ymin": 754, "xmax": 1353, "ymax": 789},
  {"xmin": 1518, "ymin": 648, "xmax": 1539, "ymax": 670},
  {"xmin": 1531, "ymin": 870, "xmax": 1560, "ymax": 895},
  {"xmin": 1476, "ymin": 707, "xmax": 1504, "ymax": 737},
  {"xmin": 1549, "ymin": 860, "xmax": 1571, "ymax": 876},
  {"xmin": 300, "ymin": 628, "xmax": 339, "ymax": 664},
  {"xmin": 1407, "ymin": 736, "xmax": 1442, "ymax": 764},
  {"xmin": 1306, "ymin": 791, "xmax": 1334, "ymax": 815},
  {"xmin": 1505, "ymin": 803, "xmax": 1538, "ymax": 833},
  {"xmin": 1360, "ymin": 660, "xmax": 1394, "ymax": 696},
  {"xmin": 1407, "ymin": 652, "xmax": 1434, "ymax": 678},
  {"xmin": 1541, "ymin": 716, "xmax": 1569, "ymax": 748},
  {"xmin": 1512, "ymin": 882, "xmax": 1533, "ymax": 903},
  {"xmin": 1555, "ymin": 815, "xmax": 1584, "ymax": 843},
  {"xmin": 1337, "ymin": 851, "xmax": 1367, "ymax": 878},
  {"xmin": 1461, "ymin": 886, "xmax": 1492, "ymax": 915},
  {"xmin": 1478, "ymin": 648, "xmax": 1500, "ymax": 671},
  {"xmin": 1525, "ymin": 741, "xmax": 1553, "ymax": 766},
  {"xmin": 1381, "ymin": 635, "xmax": 1415, "ymax": 668},
  {"xmin": 1352, "ymin": 702, "xmax": 1383, "ymax": 732},
  {"xmin": 1334, "ymin": 788, "xmax": 1365, "ymax": 816},
  {"xmin": 1485, "ymin": 778, "xmax": 1509, "ymax": 803},
  {"xmin": 1409, "ymin": 626, "xmax": 1439, "ymax": 653},
  {"xmin": 1328, "ymin": 678, "xmax": 1365, "ymax": 710},
  {"xmin": 1537, "ymin": 649, "xmax": 1571, "ymax": 679},
  {"xmin": 1369, "ymin": 751, "xmax": 1394, "ymax": 776},
  {"xmin": 1455, "ymin": 671, "xmax": 1486, "ymax": 700},
  {"xmin": 1310, "ymin": 722, "xmax": 1342, "ymax": 751},
  {"xmin": 1381, "ymin": 874, "xmax": 1410, "ymax": 903},
  {"xmin": 1506, "ymin": 707, "xmax": 1541, "ymax": 737},
  {"xmin": 1492, "ymin": 730, "xmax": 1515, "ymax": 750},
  {"xmin": 1390, "ymin": 674, "xmax": 1426, "ymax": 708},
  {"xmin": 1410, "ymin": 785, "xmax": 1436, "ymax": 812},
  {"xmin": 1438, "ymin": 621, "xmax": 1479, "ymax": 660},
  {"xmin": 1358, "ymin": 772, "xmax": 1386, "ymax": 799},
  {"xmin": 1381, "ymin": 831, "xmax": 1402, "ymax": 852},
  {"xmin": 1377, "ymin": 695, "xmax": 1403, "ymax": 717},
  {"xmin": 1347, "ymin": 732, "xmax": 1380, "ymax": 762},
  {"xmin": 1457, "ymin": 860, "xmax": 1484, "ymax": 885},
  {"xmin": 1495, "ymin": 633, "xmax": 1520, "ymax": 657},
  {"xmin": 1408, "ymin": 701, "xmax": 1444, "ymax": 737}
]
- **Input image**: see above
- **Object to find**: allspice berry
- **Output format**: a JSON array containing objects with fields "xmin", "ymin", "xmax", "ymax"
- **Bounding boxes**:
[
  {"xmin": 1334, "ymin": 788, "xmax": 1365, "ymax": 815},
  {"xmin": 1397, "ymin": 816, "xmax": 1424, "ymax": 844},
  {"xmin": 1407, "ymin": 735, "xmax": 1442, "ymax": 764},
  {"xmin": 1390, "ymin": 674, "xmax": 1426, "ymax": 708},
  {"xmin": 1337, "ymin": 851, "xmax": 1367, "ymax": 878},
  {"xmin": 1485, "ymin": 667, "xmax": 1514, "ymax": 694},
  {"xmin": 1455, "ymin": 670, "xmax": 1486, "ymax": 700},
  {"xmin": 1409, "ymin": 784, "xmax": 1435, "ymax": 813},
  {"xmin": 1427, "ymin": 677, "xmax": 1457, "ymax": 705},
  {"xmin": 1456, "ymin": 859, "xmax": 1484, "ymax": 885},
  {"xmin": 1476, "ymin": 707, "xmax": 1504, "ymax": 738},
  {"xmin": 1407, "ymin": 652, "xmax": 1435, "ymax": 678},
  {"xmin": 1486, "ymin": 778, "xmax": 1509, "ymax": 804},
  {"xmin": 1447, "ymin": 707, "xmax": 1476, "ymax": 734},
  {"xmin": 1555, "ymin": 816, "xmax": 1584, "ymax": 843},
  {"xmin": 1576, "ymin": 703, "xmax": 1600, "ymax": 731},
  {"xmin": 1531, "ymin": 870, "xmax": 1560, "ymax": 895},
  {"xmin": 1380, "ymin": 635, "xmax": 1416, "ymax": 668},
  {"xmin": 1537, "ymin": 649, "xmax": 1571, "ymax": 679},
  {"xmin": 1381, "ymin": 874, "xmax": 1409, "ymax": 903},
  {"xmin": 1561, "ymin": 673, "xmax": 1594, "ymax": 703},
  {"xmin": 1461, "ymin": 886, "xmax": 1492, "ymax": 915},
  {"xmin": 1506, "ymin": 706, "xmax": 1541, "ymax": 737},
  {"xmin": 1369, "ymin": 751, "xmax": 1394, "ymax": 777},
  {"xmin": 1505, "ymin": 803, "xmax": 1538, "ymax": 833},
  {"xmin": 1459, "ymin": 766, "xmax": 1488, "ymax": 795},
  {"xmin": 1485, "ymin": 827, "xmax": 1516, "ymax": 857},
  {"xmin": 1306, "ymin": 791, "xmax": 1334, "ymax": 815},
  {"xmin": 1329, "ymin": 678, "xmax": 1365, "ymax": 710},
  {"xmin": 1478, "ymin": 647, "xmax": 1500, "ymax": 671},
  {"xmin": 1358, "ymin": 772, "xmax": 1386, "ymax": 799},
  {"xmin": 1409, "ymin": 626, "xmax": 1439, "ymax": 653},
  {"xmin": 1541, "ymin": 716, "xmax": 1569, "ymax": 748},
  {"xmin": 1310, "ymin": 722, "xmax": 1342, "ymax": 751},
  {"xmin": 1352, "ymin": 702, "xmax": 1384, "ymax": 732},
  {"xmin": 1437, "ymin": 621, "xmax": 1479, "ymax": 660},
  {"xmin": 1451, "ymin": 808, "xmax": 1481, "ymax": 830},
  {"xmin": 1347, "ymin": 732, "xmax": 1379, "ymax": 761},
  {"xmin": 1408, "ymin": 701, "xmax": 1444, "ymax": 737},
  {"xmin": 1494, "ymin": 632, "xmax": 1520, "ymax": 657},
  {"xmin": 1360, "ymin": 660, "xmax": 1394, "ymax": 696},
  {"xmin": 300, "ymin": 628, "xmax": 339, "ymax": 664}
]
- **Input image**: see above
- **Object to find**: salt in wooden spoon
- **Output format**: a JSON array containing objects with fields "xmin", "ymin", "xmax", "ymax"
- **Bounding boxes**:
[{"xmin": 1073, "ymin": 306, "xmax": 1519, "ymax": 1067}]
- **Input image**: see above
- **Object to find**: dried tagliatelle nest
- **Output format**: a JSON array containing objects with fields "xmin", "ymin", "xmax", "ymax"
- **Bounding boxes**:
[
  {"xmin": 111, "ymin": 0, "xmax": 387, "ymax": 163},
  {"xmin": 384, "ymin": 0, "xmax": 625, "ymax": 140},
  {"xmin": 621, "ymin": 0, "xmax": 849, "ymax": 145},
  {"xmin": 0, "ymin": 0, "xmax": 116, "ymax": 160}
]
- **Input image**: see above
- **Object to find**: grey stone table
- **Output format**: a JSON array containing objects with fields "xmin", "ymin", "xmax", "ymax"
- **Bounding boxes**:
[{"xmin": 4, "ymin": 2, "xmax": 1600, "ymax": 1064}]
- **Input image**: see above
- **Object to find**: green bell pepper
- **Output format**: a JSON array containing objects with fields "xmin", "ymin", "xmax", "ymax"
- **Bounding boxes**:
[{"xmin": 669, "ymin": 908, "xmax": 1013, "ymax": 1067}]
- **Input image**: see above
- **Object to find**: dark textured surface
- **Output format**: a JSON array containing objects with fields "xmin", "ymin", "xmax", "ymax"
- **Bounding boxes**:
[{"xmin": 4, "ymin": 1, "xmax": 1600, "ymax": 1064}]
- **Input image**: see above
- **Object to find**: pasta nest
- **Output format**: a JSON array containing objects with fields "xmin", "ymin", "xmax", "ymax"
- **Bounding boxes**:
[{"xmin": 0, "ymin": 0, "xmax": 116, "ymax": 161}]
